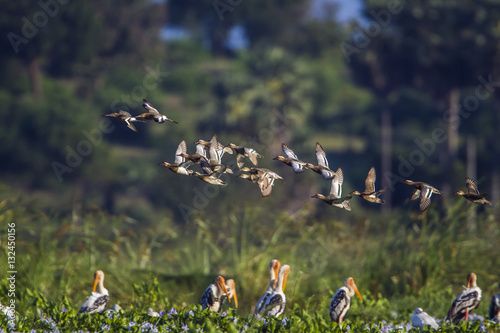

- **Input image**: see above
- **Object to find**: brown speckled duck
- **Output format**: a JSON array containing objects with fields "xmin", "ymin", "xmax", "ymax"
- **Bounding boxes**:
[
  {"xmin": 402, "ymin": 180, "xmax": 441, "ymax": 212},
  {"xmin": 305, "ymin": 142, "xmax": 336, "ymax": 180},
  {"xmin": 350, "ymin": 167, "xmax": 387, "ymax": 204},
  {"xmin": 455, "ymin": 177, "xmax": 491, "ymax": 205},
  {"xmin": 105, "ymin": 110, "xmax": 144, "ymax": 132},
  {"xmin": 136, "ymin": 99, "xmax": 178, "ymax": 124},
  {"xmin": 227, "ymin": 143, "xmax": 263, "ymax": 169},
  {"xmin": 239, "ymin": 167, "xmax": 282, "ymax": 197},
  {"xmin": 159, "ymin": 140, "xmax": 194, "ymax": 176},
  {"xmin": 273, "ymin": 143, "xmax": 308, "ymax": 173},
  {"xmin": 311, "ymin": 167, "xmax": 351, "ymax": 211}
]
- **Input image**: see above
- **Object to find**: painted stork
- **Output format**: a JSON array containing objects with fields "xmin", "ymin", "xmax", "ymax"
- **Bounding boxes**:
[
  {"xmin": 446, "ymin": 272, "xmax": 482, "ymax": 324},
  {"xmin": 254, "ymin": 259, "xmax": 281, "ymax": 315},
  {"xmin": 200, "ymin": 276, "xmax": 231, "ymax": 312},
  {"xmin": 136, "ymin": 99, "xmax": 178, "ymax": 124},
  {"xmin": 262, "ymin": 264, "xmax": 290, "ymax": 317},
  {"xmin": 489, "ymin": 282, "xmax": 500, "ymax": 323},
  {"xmin": 79, "ymin": 270, "xmax": 109, "ymax": 313},
  {"xmin": 329, "ymin": 277, "xmax": 363, "ymax": 323},
  {"xmin": 402, "ymin": 180, "xmax": 441, "ymax": 212},
  {"xmin": 273, "ymin": 144, "xmax": 308, "ymax": 173},
  {"xmin": 350, "ymin": 167, "xmax": 387, "ymax": 204},
  {"xmin": 305, "ymin": 142, "xmax": 336, "ymax": 180},
  {"xmin": 223, "ymin": 279, "xmax": 238, "ymax": 309},
  {"xmin": 411, "ymin": 307, "xmax": 438, "ymax": 329}
]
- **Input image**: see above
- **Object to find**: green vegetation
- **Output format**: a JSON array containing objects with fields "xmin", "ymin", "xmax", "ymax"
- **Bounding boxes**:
[{"xmin": 1, "ymin": 0, "xmax": 500, "ymax": 331}]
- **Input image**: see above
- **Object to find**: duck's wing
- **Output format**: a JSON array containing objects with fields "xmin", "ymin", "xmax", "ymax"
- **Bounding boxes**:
[
  {"xmin": 315, "ymin": 142, "xmax": 329, "ymax": 168},
  {"xmin": 245, "ymin": 147, "xmax": 261, "ymax": 166},
  {"xmin": 364, "ymin": 167, "xmax": 376, "ymax": 193},
  {"xmin": 199, "ymin": 158, "xmax": 213, "ymax": 175},
  {"xmin": 281, "ymin": 143, "xmax": 298, "ymax": 160},
  {"xmin": 175, "ymin": 140, "xmax": 187, "ymax": 164},
  {"xmin": 465, "ymin": 177, "xmax": 480, "ymax": 195},
  {"xmin": 124, "ymin": 118, "xmax": 138, "ymax": 132},
  {"xmin": 196, "ymin": 143, "xmax": 208, "ymax": 159},
  {"xmin": 410, "ymin": 189, "xmax": 421, "ymax": 201},
  {"xmin": 329, "ymin": 167, "xmax": 344, "ymax": 198},
  {"xmin": 209, "ymin": 135, "xmax": 222, "ymax": 164},
  {"xmin": 142, "ymin": 99, "xmax": 161, "ymax": 115},
  {"xmin": 419, "ymin": 186, "xmax": 433, "ymax": 212}
]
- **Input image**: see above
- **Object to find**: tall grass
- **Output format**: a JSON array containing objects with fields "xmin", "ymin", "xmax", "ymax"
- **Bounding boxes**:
[{"xmin": 0, "ymin": 193, "xmax": 499, "ymax": 324}]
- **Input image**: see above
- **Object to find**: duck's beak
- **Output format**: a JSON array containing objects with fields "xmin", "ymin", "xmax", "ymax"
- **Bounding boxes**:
[{"xmin": 350, "ymin": 279, "xmax": 363, "ymax": 303}]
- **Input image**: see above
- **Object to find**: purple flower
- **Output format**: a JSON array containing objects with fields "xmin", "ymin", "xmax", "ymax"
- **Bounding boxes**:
[
  {"xmin": 281, "ymin": 317, "xmax": 289, "ymax": 325},
  {"xmin": 188, "ymin": 310, "xmax": 194, "ymax": 317},
  {"xmin": 101, "ymin": 324, "xmax": 110, "ymax": 331},
  {"xmin": 181, "ymin": 324, "xmax": 188, "ymax": 331},
  {"xmin": 61, "ymin": 308, "xmax": 68, "ymax": 313}
]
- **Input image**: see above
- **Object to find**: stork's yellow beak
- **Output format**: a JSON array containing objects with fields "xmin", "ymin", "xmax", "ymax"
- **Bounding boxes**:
[{"xmin": 350, "ymin": 278, "xmax": 363, "ymax": 303}]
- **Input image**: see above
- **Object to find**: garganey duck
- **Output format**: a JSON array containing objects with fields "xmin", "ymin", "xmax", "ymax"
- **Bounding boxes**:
[
  {"xmin": 312, "ymin": 167, "xmax": 352, "ymax": 211},
  {"xmin": 136, "ymin": 99, "xmax": 178, "ymax": 124},
  {"xmin": 239, "ymin": 167, "xmax": 283, "ymax": 197},
  {"xmin": 178, "ymin": 143, "xmax": 208, "ymax": 165},
  {"xmin": 273, "ymin": 143, "xmax": 308, "ymax": 173},
  {"xmin": 227, "ymin": 143, "xmax": 263, "ymax": 169},
  {"xmin": 305, "ymin": 142, "xmax": 336, "ymax": 179},
  {"xmin": 194, "ymin": 159, "xmax": 232, "ymax": 186},
  {"xmin": 350, "ymin": 167, "xmax": 387, "ymax": 204},
  {"xmin": 105, "ymin": 110, "xmax": 144, "ymax": 132},
  {"xmin": 455, "ymin": 177, "xmax": 491, "ymax": 205},
  {"xmin": 402, "ymin": 180, "xmax": 441, "ymax": 212},
  {"xmin": 195, "ymin": 135, "xmax": 233, "ymax": 161},
  {"xmin": 159, "ymin": 140, "xmax": 194, "ymax": 176}
]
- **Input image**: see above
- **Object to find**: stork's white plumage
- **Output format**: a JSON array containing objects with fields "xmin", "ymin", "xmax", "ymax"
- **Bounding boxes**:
[
  {"xmin": 329, "ymin": 277, "xmax": 363, "ymax": 323},
  {"xmin": 411, "ymin": 307, "xmax": 438, "ymax": 329},
  {"xmin": 446, "ymin": 272, "xmax": 482, "ymax": 324},
  {"xmin": 200, "ymin": 276, "xmax": 230, "ymax": 312},
  {"xmin": 79, "ymin": 270, "xmax": 109, "ymax": 314},
  {"xmin": 254, "ymin": 259, "xmax": 281, "ymax": 315},
  {"xmin": 262, "ymin": 264, "xmax": 290, "ymax": 317},
  {"xmin": 489, "ymin": 282, "xmax": 500, "ymax": 323}
]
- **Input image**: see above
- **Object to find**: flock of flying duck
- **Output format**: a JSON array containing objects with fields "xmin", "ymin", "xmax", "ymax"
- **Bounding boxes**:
[
  {"xmin": 98, "ymin": 100, "xmax": 500, "ymax": 326},
  {"xmin": 106, "ymin": 98, "xmax": 492, "ymax": 212},
  {"xmin": 78, "ymin": 266, "xmax": 500, "ymax": 329}
]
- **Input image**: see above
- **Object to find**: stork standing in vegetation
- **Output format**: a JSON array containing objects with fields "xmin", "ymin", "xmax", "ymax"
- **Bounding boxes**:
[
  {"xmin": 136, "ymin": 99, "xmax": 178, "ymax": 124},
  {"xmin": 329, "ymin": 277, "xmax": 363, "ymax": 323},
  {"xmin": 79, "ymin": 270, "xmax": 109, "ymax": 314},
  {"xmin": 305, "ymin": 142, "xmax": 336, "ymax": 179},
  {"xmin": 311, "ymin": 167, "xmax": 352, "ymax": 211},
  {"xmin": 223, "ymin": 279, "xmax": 238, "ymax": 310},
  {"xmin": 254, "ymin": 259, "xmax": 281, "ymax": 315},
  {"xmin": 262, "ymin": 265, "xmax": 290, "ymax": 317},
  {"xmin": 402, "ymin": 180, "xmax": 441, "ymax": 212},
  {"xmin": 200, "ymin": 276, "xmax": 231, "ymax": 312},
  {"xmin": 446, "ymin": 272, "xmax": 481, "ymax": 324},
  {"xmin": 455, "ymin": 177, "xmax": 491, "ymax": 205},
  {"xmin": 411, "ymin": 308, "xmax": 438, "ymax": 329},
  {"xmin": 489, "ymin": 282, "xmax": 500, "ymax": 323},
  {"xmin": 350, "ymin": 167, "xmax": 387, "ymax": 204}
]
